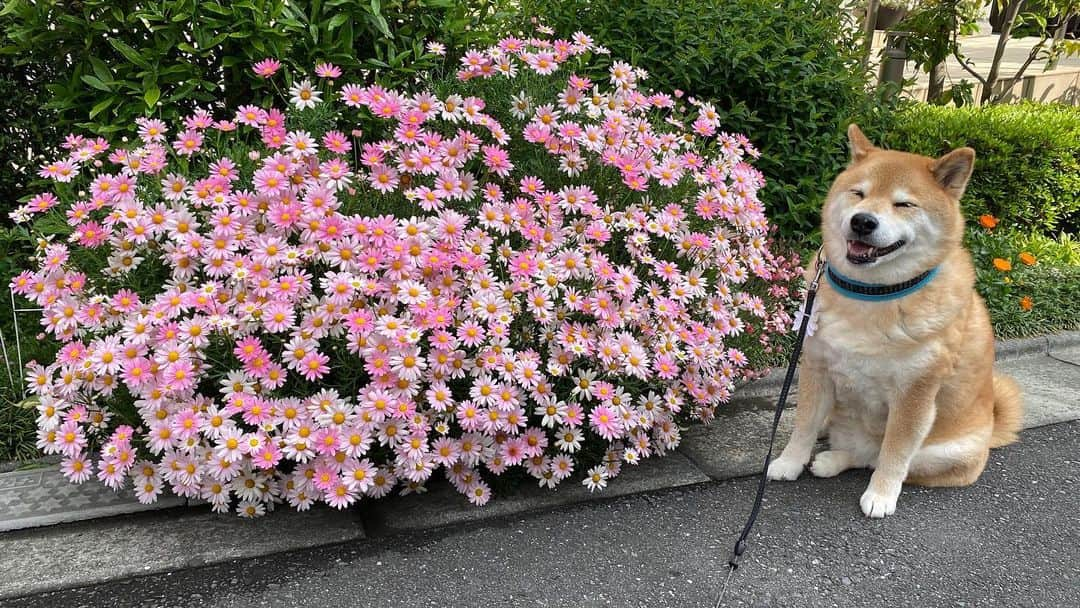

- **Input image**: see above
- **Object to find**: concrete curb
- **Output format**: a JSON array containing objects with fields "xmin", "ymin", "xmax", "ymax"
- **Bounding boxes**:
[
  {"xmin": 0, "ymin": 504, "xmax": 364, "ymax": 601},
  {"xmin": 363, "ymin": 452, "xmax": 709, "ymax": 536},
  {"xmin": 0, "ymin": 466, "xmax": 186, "ymax": 533}
]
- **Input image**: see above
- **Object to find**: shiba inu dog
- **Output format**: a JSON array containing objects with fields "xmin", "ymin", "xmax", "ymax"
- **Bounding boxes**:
[{"xmin": 766, "ymin": 124, "xmax": 1023, "ymax": 518}]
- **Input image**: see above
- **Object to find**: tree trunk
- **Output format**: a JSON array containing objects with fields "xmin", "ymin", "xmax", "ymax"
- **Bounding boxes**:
[
  {"xmin": 982, "ymin": 0, "xmax": 1025, "ymax": 104},
  {"xmin": 862, "ymin": 0, "xmax": 881, "ymax": 71},
  {"xmin": 1048, "ymin": 9, "xmax": 1077, "ymax": 70},
  {"xmin": 927, "ymin": 61, "xmax": 946, "ymax": 103}
]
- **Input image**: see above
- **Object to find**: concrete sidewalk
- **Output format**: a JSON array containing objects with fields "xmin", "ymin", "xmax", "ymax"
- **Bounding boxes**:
[{"xmin": 0, "ymin": 332, "xmax": 1077, "ymax": 604}]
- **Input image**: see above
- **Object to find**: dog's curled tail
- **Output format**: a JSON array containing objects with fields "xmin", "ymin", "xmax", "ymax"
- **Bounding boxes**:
[{"xmin": 990, "ymin": 374, "xmax": 1023, "ymax": 448}]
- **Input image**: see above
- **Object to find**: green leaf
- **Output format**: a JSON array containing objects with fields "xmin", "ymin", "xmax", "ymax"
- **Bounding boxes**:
[
  {"xmin": 328, "ymin": 13, "xmax": 349, "ymax": 30},
  {"xmin": 80, "ymin": 75, "xmax": 113, "ymax": 92},
  {"xmin": 15, "ymin": 396, "xmax": 39, "ymax": 410},
  {"xmin": 89, "ymin": 96, "xmax": 114, "ymax": 119},
  {"xmin": 164, "ymin": 82, "xmax": 197, "ymax": 103},
  {"xmin": 144, "ymin": 86, "xmax": 161, "ymax": 108},
  {"xmin": 374, "ymin": 15, "xmax": 392, "ymax": 38},
  {"xmin": 206, "ymin": 32, "xmax": 230, "ymax": 49},
  {"xmin": 108, "ymin": 39, "xmax": 151, "ymax": 69},
  {"xmin": 89, "ymin": 57, "xmax": 113, "ymax": 83},
  {"xmin": 203, "ymin": 2, "xmax": 233, "ymax": 16}
]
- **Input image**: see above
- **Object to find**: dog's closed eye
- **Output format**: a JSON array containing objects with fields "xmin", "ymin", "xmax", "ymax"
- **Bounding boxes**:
[
  {"xmin": 850, "ymin": 189, "xmax": 864, "ymax": 199},
  {"xmin": 893, "ymin": 201, "xmax": 917, "ymax": 208}
]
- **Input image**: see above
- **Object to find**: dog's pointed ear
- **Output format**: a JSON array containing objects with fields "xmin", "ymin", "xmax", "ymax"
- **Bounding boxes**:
[
  {"xmin": 847, "ymin": 124, "xmax": 875, "ymax": 163},
  {"xmin": 931, "ymin": 147, "xmax": 975, "ymax": 199}
]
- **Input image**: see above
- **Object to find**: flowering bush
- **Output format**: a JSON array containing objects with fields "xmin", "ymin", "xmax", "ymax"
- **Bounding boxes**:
[
  {"xmin": 10, "ymin": 30, "xmax": 800, "ymax": 516},
  {"xmin": 966, "ymin": 216, "xmax": 1080, "ymax": 338}
]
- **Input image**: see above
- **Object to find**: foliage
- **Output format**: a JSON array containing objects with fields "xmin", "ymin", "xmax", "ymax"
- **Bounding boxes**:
[
  {"xmin": 8, "ymin": 34, "xmax": 803, "ymax": 511},
  {"xmin": 968, "ymin": 222, "xmax": 1080, "ymax": 339},
  {"xmin": 967, "ymin": 1, "xmax": 1078, "ymax": 103},
  {"xmin": 882, "ymin": 102, "xmax": 1080, "ymax": 235},
  {"xmin": 0, "ymin": 0, "xmax": 507, "ymax": 464},
  {"xmin": 902, "ymin": 0, "xmax": 983, "ymax": 104},
  {"xmin": 0, "ymin": 48, "xmax": 62, "ymax": 211},
  {"xmin": 518, "ymin": 0, "xmax": 894, "ymax": 237},
  {"xmin": 0, "ymin": 399, "xmax": 38, "ymax": 463},
  {"xmin": 0, "ymin": 0, "xmax": 502, "ymax": 136}
]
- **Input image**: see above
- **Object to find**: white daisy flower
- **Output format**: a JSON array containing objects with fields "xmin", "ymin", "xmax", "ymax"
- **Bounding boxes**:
[{"xmin": 289, "ymin": 79, "xmax": 322, "ymax": 110}]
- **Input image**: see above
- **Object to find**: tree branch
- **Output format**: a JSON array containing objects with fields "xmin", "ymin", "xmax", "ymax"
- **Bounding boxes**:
[
  {"xmin": 991, "ymin": 35, "xmax": 1050, "ymax": 103},
  {"xmin": 952, "ymin": 48, "xmax": 988, "ymax": 85},
  {"xmin": 982, "ymin": 0, "xmax": 1026, "ymax": 103}
]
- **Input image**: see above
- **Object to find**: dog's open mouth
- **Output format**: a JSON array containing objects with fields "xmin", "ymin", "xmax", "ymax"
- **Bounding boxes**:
[{"xmin": 846, "ymin": 239, "xmax": 906, "ymax": 264}]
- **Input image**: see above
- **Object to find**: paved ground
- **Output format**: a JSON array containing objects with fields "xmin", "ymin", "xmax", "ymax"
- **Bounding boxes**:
[
  {"xmin": 6, "ymin": 420, "xmax": 1076, "ymax": 608},
  {"xmin": 901, "ymin": 32, "xmax": 1080, "ymax": 88},
  {"xmin": 869, "ymin": 21, "xmax": 1080, "ymax": 103}
]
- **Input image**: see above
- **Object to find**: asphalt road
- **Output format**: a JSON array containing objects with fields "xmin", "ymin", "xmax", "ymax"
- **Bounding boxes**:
[{"xmin": 6, "ymin": 422, "xmax": 1078, "ymax": 608}]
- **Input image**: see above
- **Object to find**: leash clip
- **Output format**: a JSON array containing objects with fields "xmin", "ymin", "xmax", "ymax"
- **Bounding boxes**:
[{"xmin": 809, "ymin": 246, "xmax": 826, "ymax": 291}]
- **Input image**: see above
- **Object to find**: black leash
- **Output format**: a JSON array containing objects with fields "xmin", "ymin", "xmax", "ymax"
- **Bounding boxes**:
[{"xmin": 715, "ymin": 253, "xmax": 826, "ymax": 607}]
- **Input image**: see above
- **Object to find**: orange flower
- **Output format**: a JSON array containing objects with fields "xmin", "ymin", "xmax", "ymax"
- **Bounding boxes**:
[
  {"xmin": 1019, "ymin": 251, "xmax": 1036, "ymax": 266},
  {"xmin": 978, "ymin": 214, "xmax": 998, "ymax": 229},
  {"xmin": 992, "ymin": 258, "xmax": 1012, "ymax": 272},
  {"xmin": 1020, "ymin": 296, "xmax": 1033, "ymax": 311}
]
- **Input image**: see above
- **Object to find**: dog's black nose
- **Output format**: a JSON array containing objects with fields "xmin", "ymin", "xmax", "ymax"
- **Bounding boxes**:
[{"xmin": 850, "ymin": 213, "xmax": 878, "ymax": 236}]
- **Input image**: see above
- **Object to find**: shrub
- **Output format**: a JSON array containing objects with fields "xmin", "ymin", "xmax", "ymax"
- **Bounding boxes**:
[
  {"xmin": 0, "ymin": 50, "xmax": 62, "ymax": 212},
  {"xmin": 0, "ymin": 0, "xmax": 499, "ymax": 136},
  {"xmin": 968, "ymin": 217, "xmax": 1080, "ymax": 339},
  {"xmin": 983, "ymin": 264, "xmax": 1080, "ymax": 339},
  {"xmin": 0, "ymin": 401, "xmax": 38, "ymax": 463},
  {"xmin": 0, "ymin": 1, "xmax": 506, "ymax": 457},
  {"xmin": 883, "ymin": 102, "xmax": 1080, "ymax": 236},
  {"xmin": 0, "ymin": 0, "xmax": 503, "ymax": 225},
  {"xmin": 519, "ymin": 0, "xmax": 894, "ymax": 237},
  {"xmin": 10, "ymin": 32, "xmax": 802, "ymax": 513}
]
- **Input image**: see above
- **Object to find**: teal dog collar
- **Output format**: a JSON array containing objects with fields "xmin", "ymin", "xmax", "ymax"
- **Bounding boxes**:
[{"xmin": 825, "ymin": 264, "xmax": 939, "ymax": 302}]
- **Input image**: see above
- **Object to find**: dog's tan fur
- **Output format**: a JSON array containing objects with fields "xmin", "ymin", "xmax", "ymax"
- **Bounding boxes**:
[{"xmin": 767, "ymin": 125, "xmax": 1023, "ymax": 517}]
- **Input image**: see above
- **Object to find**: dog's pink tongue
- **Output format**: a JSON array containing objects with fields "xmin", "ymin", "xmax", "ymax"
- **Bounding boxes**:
[{"xmin": 847, "ymin": 240, "xmax": 874, "ymax": 256}]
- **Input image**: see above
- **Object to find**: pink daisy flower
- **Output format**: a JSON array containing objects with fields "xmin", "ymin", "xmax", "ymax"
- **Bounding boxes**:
[
  {"xmin": 324, "ymin": 481, "xmax": 358, "ymax": 508},
  {"xmin": 172, "ymin": 129, "xmax": 204, "ymax": 156},
  {"xmin": 252, "ymin": 58, "xmax": 282, "ymax": 78},
  {"xmin": 322, "ymin": 130, "xmax": 352, "ymax": 154},
  {"xmin": 315, "ymin": 62, "xmax": 343, "ymax": 79},
  {"xmin": 299, "ymin": 351, "xmax": 330, "ymax": 381},
  {"xmin": 368, "ymin": 165, "xmax": 399, "ymax": 193},
  {"xmin": 60, "ymin": 454, "xmax": 93, "ymax": 483}
]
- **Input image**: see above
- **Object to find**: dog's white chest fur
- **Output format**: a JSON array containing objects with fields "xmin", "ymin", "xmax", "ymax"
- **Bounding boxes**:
[{"xmin": 807, "ymin": 303, "xmax": 937, "ymax": 435}]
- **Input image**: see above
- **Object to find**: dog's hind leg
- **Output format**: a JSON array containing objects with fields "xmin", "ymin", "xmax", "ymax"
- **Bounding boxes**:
[
  {"xmin": 810, "ymin": 449, "xmax": 857, "ymax": 477},
  {"xmin": 768, "ymin": 365, "xmax": 835, "ymax": 481},
  {"xmin": 906, "ymin": 433, "xmax": 990, "ymax": 487},
  {"xmin": 811, "ymin": 420, "xmax": 879, "ymax": 478}
]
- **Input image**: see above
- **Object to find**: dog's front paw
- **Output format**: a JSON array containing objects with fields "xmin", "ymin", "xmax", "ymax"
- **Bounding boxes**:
[
  {"xmin": 859, "ymin": 483, "xmax": 901, "ymax": 518},
  {"xmin": 767, "ymin": 456, "xmax": 805, "ymax": 481}
]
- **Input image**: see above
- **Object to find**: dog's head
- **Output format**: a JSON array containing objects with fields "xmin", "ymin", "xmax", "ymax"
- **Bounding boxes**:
[{"xmin": 821, "ymin": 124, "xmax": 974, "ymax": 283}]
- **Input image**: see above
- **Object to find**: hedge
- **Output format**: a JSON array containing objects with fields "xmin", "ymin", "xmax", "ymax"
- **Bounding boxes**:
[{"xmin": 883, "ymin": 102, "xmax": 1080, "ymax": 236}]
